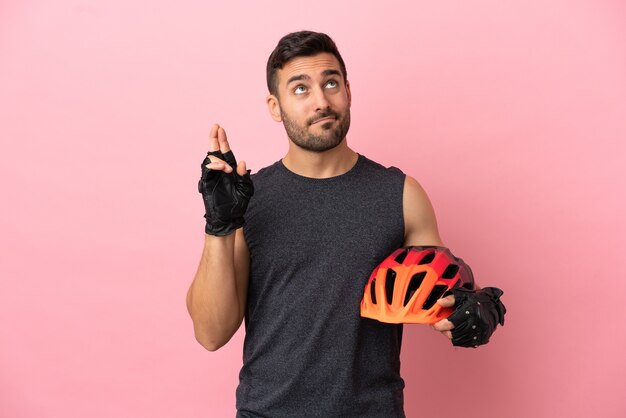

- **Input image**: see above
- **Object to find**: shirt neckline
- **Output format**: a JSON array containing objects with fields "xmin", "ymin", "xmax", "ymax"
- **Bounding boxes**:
[{"xmin": 276, "ymin": 153, "xmax": 364, "ymax": 183}]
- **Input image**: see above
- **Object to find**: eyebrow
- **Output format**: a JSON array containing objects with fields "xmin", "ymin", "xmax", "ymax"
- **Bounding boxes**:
[{"xmin": 286, "ymin": 69, "xmax": 342, "ymax": 85}]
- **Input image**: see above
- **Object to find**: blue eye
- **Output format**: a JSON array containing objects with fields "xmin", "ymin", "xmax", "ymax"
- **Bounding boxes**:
[
  {"xmin": 294, "ymin": 85, "xmax": 307, "ymax": 95},
  {"xmin": 325, "ymin": 80, "xmax": 338, "ymax": 88}
]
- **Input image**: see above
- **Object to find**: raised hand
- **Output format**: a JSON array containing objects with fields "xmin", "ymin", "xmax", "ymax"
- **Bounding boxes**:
[{"xmin": 198, "ymin": 124, "xmax": 254, "ymax": 236}]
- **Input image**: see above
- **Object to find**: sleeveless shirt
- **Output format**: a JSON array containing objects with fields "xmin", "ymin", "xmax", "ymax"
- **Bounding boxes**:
[{"xmin": 238, "ymin": 154, "xmax": 407, "ymax": 418}]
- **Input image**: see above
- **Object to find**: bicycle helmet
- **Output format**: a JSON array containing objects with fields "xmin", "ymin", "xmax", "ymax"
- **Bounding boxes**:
[{"xmin": 360, "ymin": 246, "xmax": 475, "ymax": 324}]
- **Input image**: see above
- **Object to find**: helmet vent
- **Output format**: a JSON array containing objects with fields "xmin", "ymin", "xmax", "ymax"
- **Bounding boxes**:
[
  {"xmin": 418, "ymin": 252, "xmax": 436, "ymax": 265},
  {"xmin": 385, "ymin": 269, "xmax": 397, "ymax": 304},
  {"xmin": 403, "ymin": 272, "xmax": 426, "ymax": 306},
  {"xmin": 370, "ymin": 278, "xmax": 377, "ymax": 304},
  {"xmin": 422, "ymin": 285, "xmax": 448, "ymax": 310},
  {"xmin": 394, "ymin": 249, "xmax": 408, "ymax": 264},
  {"xmin": 442, "ymin": 264, "xmax": 459, "ymax": 279}
]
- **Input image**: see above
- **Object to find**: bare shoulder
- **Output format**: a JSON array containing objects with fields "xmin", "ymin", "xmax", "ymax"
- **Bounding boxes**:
[{"xmin": 402, "ymin": 175, "xmax": 445, "ymax": 246}]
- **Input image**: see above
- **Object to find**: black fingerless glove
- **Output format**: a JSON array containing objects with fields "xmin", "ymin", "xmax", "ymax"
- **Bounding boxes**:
[
  {"xmin": 447, "ymin": 287, "xmax": 506, "ymax": 348},
  {"xmin": 198, "ymin": 150, "xmax": 254, "ymax": 236}
]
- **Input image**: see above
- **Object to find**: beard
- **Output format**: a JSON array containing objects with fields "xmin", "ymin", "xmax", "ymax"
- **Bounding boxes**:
[{"xmin": 280, "ymin": 108, "xmax": 351, "ymax": 153}]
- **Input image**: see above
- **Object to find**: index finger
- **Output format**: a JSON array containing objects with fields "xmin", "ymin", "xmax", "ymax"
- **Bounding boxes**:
[
  {"xmin": 209, "ymin": 124, "xmax": 220, "ymax": 152},
  {"xmin": 436, "ymin": 294, "xmax": 455, "ymax": 308},
  {"xmin": 217, "ymin": 126, "xmax": 231, "ymax": 153}
]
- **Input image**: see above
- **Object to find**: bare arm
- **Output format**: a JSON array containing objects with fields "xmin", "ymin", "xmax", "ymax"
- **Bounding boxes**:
[
  {"xmin": 402, "ymin": 175, "xmax": 445, "ymax": 247},
  {"xmin": 186, "ymin": 124, "xmax": 251, "ymax": 351},
  {"xmin": 402, "ymin": 175, "xmax": 490, "ymax": 340},
  {"xmin": 186, "ymin": 228, "xmax": 250, "ymax": 351},
  {"xmin": 402, "ymin": 174, "xmax": 480, "ymax": 290}
]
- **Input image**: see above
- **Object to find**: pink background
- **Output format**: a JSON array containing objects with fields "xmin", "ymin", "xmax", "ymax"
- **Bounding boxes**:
[{"xmin": 1, "ymin": 1, "xmax": 625, "ymax": 417}]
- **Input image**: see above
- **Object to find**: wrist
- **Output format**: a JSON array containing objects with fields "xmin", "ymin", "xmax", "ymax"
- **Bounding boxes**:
[{"xmin": 204, "ymin": 231, "xmax": 236, "ymax": 246}]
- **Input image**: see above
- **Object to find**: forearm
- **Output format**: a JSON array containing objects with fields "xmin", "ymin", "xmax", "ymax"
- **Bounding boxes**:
[{"xmin": 187, "ymin": 233, "xmax": 243, "ymax": 351}]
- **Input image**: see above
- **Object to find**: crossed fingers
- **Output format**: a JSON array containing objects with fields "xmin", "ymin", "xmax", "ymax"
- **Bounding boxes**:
[
  {"xmin": 206, "ymin": 123, "xmax": 250, "ymax": 176},
  {"xmin": 206, "ymin": 124, "xmax": 234, "ymax": 173}
]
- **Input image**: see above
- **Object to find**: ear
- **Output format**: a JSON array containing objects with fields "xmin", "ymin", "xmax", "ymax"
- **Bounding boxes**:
[
  {"xmin": 345, "ymin": 80, "xmax": 352, "ymax": 106},
  {"xmin": 266, "ymin": 94, "xmax": 282, "ymax": 122}
]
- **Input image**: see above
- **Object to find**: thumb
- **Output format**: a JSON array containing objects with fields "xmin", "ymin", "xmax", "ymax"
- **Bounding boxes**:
[
  {"xmin": 436, "ymin": 294, "xmax": 455, "ymax": 308},
  {"xmin": 236, "ymin": 160, "xmax": 248, "ymax": 176}
]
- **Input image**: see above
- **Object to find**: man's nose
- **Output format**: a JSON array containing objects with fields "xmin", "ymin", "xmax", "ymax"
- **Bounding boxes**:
[{"xmin": 312, "ymin": 87, "xmax": 330, "ymax": 111}]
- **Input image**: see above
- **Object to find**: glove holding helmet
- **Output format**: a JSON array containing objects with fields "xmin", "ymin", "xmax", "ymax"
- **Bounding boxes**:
[
  {"xmin": 198, "ymin": 124, "xmax": 254, "ymax": 236},
  {"xmin": 361, "ymin": 245, "xmax": 506, "ymax": 347},
  {"xmin": 439, "ymin": 286, "xmax": 506, "ymax": 348}
]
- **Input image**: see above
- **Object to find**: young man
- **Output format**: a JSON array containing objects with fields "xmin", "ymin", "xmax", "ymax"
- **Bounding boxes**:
[{"xmin": 187, "ymin": 31, "xmax": 505, "ymax": 418}]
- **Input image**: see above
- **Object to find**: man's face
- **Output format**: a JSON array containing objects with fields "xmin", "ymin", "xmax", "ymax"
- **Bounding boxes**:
[{"xmin": 268, "ymin": 53, "xmax": 351, "ymax": 153}]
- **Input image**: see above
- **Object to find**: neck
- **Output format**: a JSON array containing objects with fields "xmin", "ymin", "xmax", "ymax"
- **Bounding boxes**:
[{"xmin": 282, "ymin": 139, "xmax": 359, "ymax": 179}]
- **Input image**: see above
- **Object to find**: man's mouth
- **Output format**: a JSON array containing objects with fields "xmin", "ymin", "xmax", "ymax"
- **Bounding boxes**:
[{"xmin": 311, "ymin": 116, "xmax": 335, "ymax": 125}]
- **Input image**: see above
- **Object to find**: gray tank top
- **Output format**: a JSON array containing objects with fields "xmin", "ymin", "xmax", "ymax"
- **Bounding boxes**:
[{"xmin": 238, "ymin": 154, "xmax": 406, "ymax": 418}]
